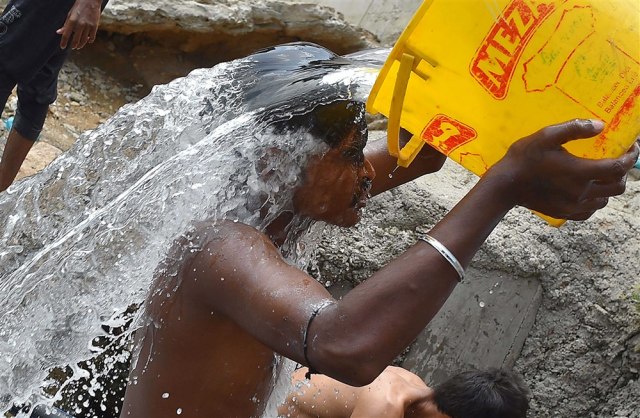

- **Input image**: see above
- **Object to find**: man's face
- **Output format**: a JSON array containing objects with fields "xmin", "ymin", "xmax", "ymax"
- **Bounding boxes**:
[{"xmin": 293, "ymin": 128, "xmax": 375, "ymax": 227}]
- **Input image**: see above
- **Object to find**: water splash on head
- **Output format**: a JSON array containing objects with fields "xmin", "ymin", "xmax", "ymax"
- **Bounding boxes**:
[{"xmin": 0, "ymin": 43, "xmax": 387, "ymax": 414}]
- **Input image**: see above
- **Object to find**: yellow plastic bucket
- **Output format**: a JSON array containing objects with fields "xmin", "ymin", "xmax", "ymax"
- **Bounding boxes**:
[{"xmin": 367, "ymin": 0, "xmax": 640, "ymax": 225}]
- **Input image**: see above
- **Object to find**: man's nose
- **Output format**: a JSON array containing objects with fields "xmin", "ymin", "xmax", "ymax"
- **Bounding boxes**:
[{"xmin": 363, "ymin": 158, "xmax": 376, "ymax": 180}]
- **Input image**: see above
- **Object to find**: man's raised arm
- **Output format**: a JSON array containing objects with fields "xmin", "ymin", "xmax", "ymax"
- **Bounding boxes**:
[{"xmin": 306, "ymin": 119, "xmax": 638, "ymax": 385}]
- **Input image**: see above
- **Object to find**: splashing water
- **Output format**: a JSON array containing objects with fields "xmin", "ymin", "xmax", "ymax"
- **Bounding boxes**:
[{"xmin": 0, "ymin": 43, "xmax": 387, "ymax": 415}]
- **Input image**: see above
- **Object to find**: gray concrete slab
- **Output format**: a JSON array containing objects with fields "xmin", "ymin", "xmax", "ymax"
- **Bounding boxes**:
[
  {"xmin": 402, "ymin": 268, "xmax": 542, "ymax": 385},
  {"xmin": 358, "ymin": 0, "xmax": 423, "ymax": 44},
  {"xmin": 326, "ymin": 267, "xmax": 543, "ymax": 385},
  {"xmin": 293, "ymin": 0, "xmax": 424, "ymax": 44}
]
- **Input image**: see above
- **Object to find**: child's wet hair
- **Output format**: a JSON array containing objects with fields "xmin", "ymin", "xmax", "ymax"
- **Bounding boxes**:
[{"xmin": 433, "ymin": 368, "xmax": 530, "ymax": 418}]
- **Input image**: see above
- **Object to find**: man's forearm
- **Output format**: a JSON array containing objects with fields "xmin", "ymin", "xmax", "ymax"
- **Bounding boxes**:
[
  {"xmin": 428, "ymin": 167, "xmax": 515, "ymax": 266},
  {"xmin": 366, "ymin": 135, "xmax": 447, "ymax": 196}
]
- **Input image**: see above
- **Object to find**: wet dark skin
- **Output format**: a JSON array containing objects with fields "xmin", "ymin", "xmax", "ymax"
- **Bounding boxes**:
[
  {"xmin": 121, "ymin": 119, "xmax": 638, "ymax": 418},
  {"xmin": 280, "ymin": 366, "xmax": 449, "ymax": 418}
]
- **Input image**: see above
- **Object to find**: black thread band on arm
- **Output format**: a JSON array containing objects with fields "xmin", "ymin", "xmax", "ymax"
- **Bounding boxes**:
[{"xmin": 302, "ymin": 300, "xmax": 333, "ymax": 379}]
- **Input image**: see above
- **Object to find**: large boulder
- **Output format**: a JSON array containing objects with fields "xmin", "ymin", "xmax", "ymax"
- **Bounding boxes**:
[
  {"xmin": 99, "ymin": 0, "xmax": 377, "ymax": 55},
  {"xmin": 97, "ymin": 0, "xmax": 378, "ymax": 88}
]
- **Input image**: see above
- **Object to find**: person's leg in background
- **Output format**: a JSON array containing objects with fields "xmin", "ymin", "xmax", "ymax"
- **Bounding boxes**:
[
  {"xmin": 0, "ymin": 93, "xmax": 44, "ymax": 192},
  {"xmin": 0, "ymin": 127, "xmax": 37, "ymax": 192},
  {"xmin": 0, "ymin": 70, "xmax": 18, "ymax": 192},
  {"xmin": 0, "ymin": 48, "xmax": 67, "ymax": 192}
]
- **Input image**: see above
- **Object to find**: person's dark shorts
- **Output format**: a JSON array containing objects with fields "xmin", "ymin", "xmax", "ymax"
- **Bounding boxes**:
[
  {"xmin": 0, "ymin": 0, "xmax": 108, "ymax": 141},
  {"xmin": 0, "ymin": 50, "xmax": 69, "ymax": 141}
]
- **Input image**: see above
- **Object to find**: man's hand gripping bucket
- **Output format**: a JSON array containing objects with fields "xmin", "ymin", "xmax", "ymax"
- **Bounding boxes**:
[{"xmin": 367, "ymin": 0, "xmax": 640, "ymax": 225}]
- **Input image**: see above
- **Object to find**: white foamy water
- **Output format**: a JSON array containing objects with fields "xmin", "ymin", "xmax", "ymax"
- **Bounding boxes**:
[{"xmin": 0, "ymin": 44, "xmax": 387, "ymax": 416}]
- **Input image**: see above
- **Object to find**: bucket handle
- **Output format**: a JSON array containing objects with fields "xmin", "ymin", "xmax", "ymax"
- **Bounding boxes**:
[{"xmin": 387, "ymin": 53, "xmax": 427, "ymax": 168}]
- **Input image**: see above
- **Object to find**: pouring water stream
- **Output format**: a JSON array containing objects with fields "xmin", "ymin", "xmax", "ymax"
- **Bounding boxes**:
[{"xmin": 0, "ymin": 44, "xmax": 388, "ymax": 416}]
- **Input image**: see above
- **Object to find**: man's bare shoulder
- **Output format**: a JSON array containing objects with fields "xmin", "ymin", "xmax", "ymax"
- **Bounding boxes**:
[
  {"xmin": 186, "ymin": 219, "xmax": 285, "ymax": 285},
  {"xmin": 180, "ymin": 218, "xmax": 296, "ymax": 317},
  {"xmin": 190, "ymin": 219, "xmax": 278, "ymax": 261}
]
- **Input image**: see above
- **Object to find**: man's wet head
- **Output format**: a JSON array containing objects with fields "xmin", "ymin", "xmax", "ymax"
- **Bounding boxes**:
[{"xmin": 288, "ymin": 101, "xmax": 376, "ymax": 227}]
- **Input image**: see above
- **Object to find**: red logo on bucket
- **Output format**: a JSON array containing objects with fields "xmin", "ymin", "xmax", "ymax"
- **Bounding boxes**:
[
  {"xmin": 421, "ymin": 115, "xmax": 477, "ymax": 154},
  {"xmin": 470, "ymin": 0, "xmax": 558, "ymax": 99}
]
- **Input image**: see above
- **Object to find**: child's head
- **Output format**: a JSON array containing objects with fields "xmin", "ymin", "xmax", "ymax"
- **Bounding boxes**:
[{"xmin": 432, "ymin": 368, "xmax": 530, "ymax": 418}]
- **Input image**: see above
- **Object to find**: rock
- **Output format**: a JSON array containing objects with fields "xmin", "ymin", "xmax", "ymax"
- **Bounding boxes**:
[
  {"xmin": 100, "ymin": 0, "xmax": 377, "ymax": 56},
  {"xmin": 69, "ymin": 0, "xmax": 379, "ymax": 88},
  {"xmin": 68, "ymin": 92, "xmax": 85, "ymax": 103}
]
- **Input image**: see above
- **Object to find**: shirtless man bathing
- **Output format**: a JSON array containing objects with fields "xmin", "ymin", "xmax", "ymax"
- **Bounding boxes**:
[{"xmin": 119, "ymin": 44, "xmax": 639, "ymax": 418}]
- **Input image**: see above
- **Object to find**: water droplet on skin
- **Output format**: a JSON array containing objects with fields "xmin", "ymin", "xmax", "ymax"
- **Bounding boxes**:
[
  {"xmin": 162, "ymin": 393, "xmax": 169, "ymax": 399},
  {"xmin": 177, "ymin": 408, "xmax": 183, "ymax": 415}
]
